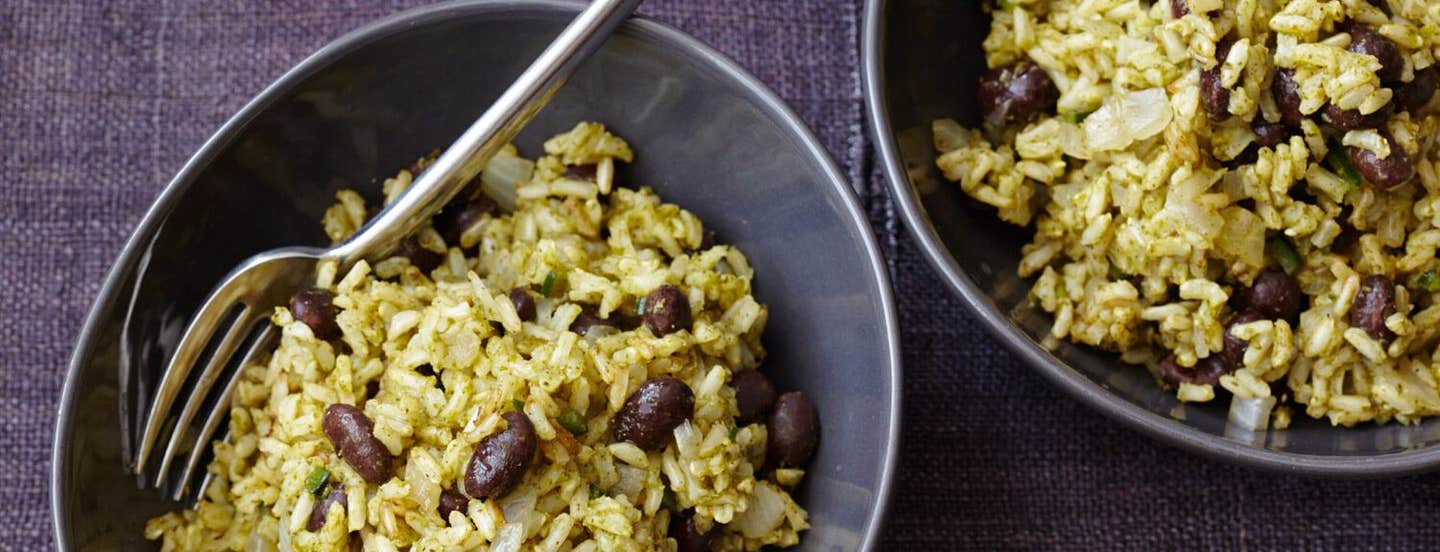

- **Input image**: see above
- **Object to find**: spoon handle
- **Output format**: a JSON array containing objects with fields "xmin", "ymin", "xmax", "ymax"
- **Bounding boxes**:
[{"xmin": 332, "ymin": 0, "xmax": 644, "ymax": 264}]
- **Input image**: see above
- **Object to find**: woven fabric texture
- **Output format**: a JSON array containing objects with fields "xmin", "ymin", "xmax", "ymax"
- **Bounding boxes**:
[{"xmin": 4, "ymin": 1, "xmax": 1438, "ymax": 550}]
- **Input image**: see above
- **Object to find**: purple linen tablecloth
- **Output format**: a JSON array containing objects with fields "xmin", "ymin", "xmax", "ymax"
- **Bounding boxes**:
[{"xmin": 5, "ymin": 1, "xmax": 1440, "ymax": 549}]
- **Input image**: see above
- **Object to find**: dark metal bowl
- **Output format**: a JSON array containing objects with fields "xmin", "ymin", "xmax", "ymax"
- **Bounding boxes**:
[
  {"xmin": 863, "ymin": 0, "xmax": 1440, "ymax": 476},
  {"xmin": 51, "ymin": 2, "xmax": 900, "ymax": 548}
]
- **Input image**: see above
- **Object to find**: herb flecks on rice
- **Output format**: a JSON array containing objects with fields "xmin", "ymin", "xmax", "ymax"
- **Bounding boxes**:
[
  {"xmin": 146, "ymin": 123, "xmax": 812, "ymax": 551},
  {"xmin": 940, "ymin": 1, "xmax": 1440, "ymax": 428}
]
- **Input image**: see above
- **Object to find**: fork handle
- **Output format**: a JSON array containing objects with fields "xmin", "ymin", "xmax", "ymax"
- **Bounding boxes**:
[{"xmin": 330, "ymin": 0, "xmax": 644, "ymax": 265}]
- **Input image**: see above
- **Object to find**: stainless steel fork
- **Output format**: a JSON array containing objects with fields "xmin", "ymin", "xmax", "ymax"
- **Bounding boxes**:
[{"xmin": 132, "ymin": 0, "xmax": 643, "ymax": 501}]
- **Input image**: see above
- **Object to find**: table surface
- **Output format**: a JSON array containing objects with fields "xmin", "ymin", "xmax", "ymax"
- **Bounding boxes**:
[{"xmin": 6, "ymin": 1, "xmax": 1440, "ymax": 549}]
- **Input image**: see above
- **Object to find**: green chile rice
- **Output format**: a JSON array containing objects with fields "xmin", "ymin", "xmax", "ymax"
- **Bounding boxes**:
[
  {"xmin": 938, "ymin": 0, "xmax": 1440, "ymax": 429},
  {"xmin": 145, "ymin": 123, "xmax": 812, "ymax": 551}
]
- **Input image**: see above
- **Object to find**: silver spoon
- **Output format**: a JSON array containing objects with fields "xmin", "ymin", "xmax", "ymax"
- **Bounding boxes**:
[{"xmin": 131, "ymin": 0, "xmax": 643, "ymax": 502}]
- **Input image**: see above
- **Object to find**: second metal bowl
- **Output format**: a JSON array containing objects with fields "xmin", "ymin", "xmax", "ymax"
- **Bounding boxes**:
[{"xmin": 863, "ymin": 0, "xmax": 1440, "ymax": 476}]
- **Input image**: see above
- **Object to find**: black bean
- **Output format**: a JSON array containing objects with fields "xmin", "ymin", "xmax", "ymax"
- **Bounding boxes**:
[
  {"xmin": 391, "ymin": 235, "xmax": 444, "ymax": 273},
  {"xmin": 569, "ymin": 306, "xmax": 616, "ymax": 336},
  {"xmin": 563, "ymin": 163, "xmax": 598, "ymax": 181},
  {"xmin": 321, "ymin": 404, "xmax": 393, "ymax": 483},
  {"xmin": 1351, "ymin": 274, "xmax": 1397, "ymax": 342},
  {"xmin": 1323, "ymin": 101, "xmax": 1391, "ymax": 130},
  {"xmin": 1201, "ymin": 41, "xmax": 1235, "ymax": 121},
  {"xmin": 668, "ymin": 512, "xmax": 710, "ymax": 552},
  {"xmin": 1347, "ymin": 133, "xmax": 1414, "ymax": 189},
  {"xmin": 1194, "ymin": 356, "xmax": 1231, "ymax": 385},
  {"xmin": 433, "ymin": 195, "xmax": 496, "ymax": 247},
  {"xmin": 976, "ymin": 61, "xmax": 1058, "ymax": 126},
  {"xmin": 1253, "ymin": 123, "xmax": 1291, "ymax": 149},
  {"xmin": 291, "ymin": 287, "xmax": 341, "ymax": 341},
  {"xmin": 1222, "ymin": 310, "xmax": 1266, "ymax": 369},
  {"xmin": 509, "ymin": 287, "xmax": 537, "ymax": 322},
  {"xmin": 1239, "ymin": 270, "xmax": 1305, "ymax": 322},
  {"xmin": 731, "ymin": 370, "xmax": 778, "ymax": 425},
  {"xmin": 463, "ymin": 411, "xmax": 537, "ymax": 499},
  {"xmin": 1228, "ymin": 123, "xmax": 1293, "ymax": 166},
  {"xmin": 644, "ymin": 285, "xmax": 692, "ymax": 336},
  {"xmin": 1170, "ymin": 0, "xmax": 1190, "ymax": 18},
  {"xmin": 767, "ymin": 392, "xmax": 819, "ymax": 468},
  {"xmin": 307, "ymin": 483, "xmax": 347, "ymax": 532},
  {"xmin": 1348, "ymin": 24, "xmax": 1404, "ymax": 83},
  {"xmin": 1396, "ymin": 68, "xmax": 1438, "ymax": 112},
  {"xmin": 1156, "ymin": 355, "xmax": 1187, "ymax": 386},
  {"xmin": 698, "ymin": 230, "xmax": 717, "ymax": 251},
  {"xmin": 614, "ymin": 377, "xmax": 695, "ymax": 451},
  {"xmin": 1157, "ymin": 354, "xmax": 1230, "ymax": 387},
  {"xmin": 1273, "ymin": 69, "xmax": 1307, "ymax": 128},
  {"xmin": 438, "ymin": 488, "xmax": 470, "ymax": 521}
]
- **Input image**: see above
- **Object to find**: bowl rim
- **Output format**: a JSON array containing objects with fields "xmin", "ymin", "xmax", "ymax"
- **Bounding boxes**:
[
  {"xmin": 51, "ymin": 1, "xmax": 902, "ymax": 548},
  {"xmin": 861, "ymin": 0, "xmax": 1440, "ymax": 477}
]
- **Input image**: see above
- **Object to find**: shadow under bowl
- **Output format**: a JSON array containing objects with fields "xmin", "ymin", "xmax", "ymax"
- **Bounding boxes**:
[
  {"xmin": 52, "ymin": 1, "xmax": 900, "ymax": 548},
  {"xmin": 862, "ymin": 0, "xmax": 1440, "ymax": 476}
]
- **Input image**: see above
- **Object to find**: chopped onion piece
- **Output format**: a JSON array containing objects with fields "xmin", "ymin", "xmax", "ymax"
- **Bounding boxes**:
[
  {"xmin": 1082, "ymin": 104, "xmax": 1125, "ymax": 151},
  {"xmin": 405, "ymin": 454, "xmax": 440, "ymax": 514},
  {"xmin": 1083, "ymin": 88, "xmax": 1172, "ymax": 152},
  {"xmin": 1217, "ymin": 206, "xmax": 1265, "ymax": 268},
  {"xmin": 481, "ymin": 153, "xmax": 533, "ymax": 212},
  {"xmin": 583, "ymin": 325, "xmax": 620, "ymax": 343},
  {"xmin": 1159, "ymin": 197, "xmax": 1223, "ymax": 238},
  {"xmin": 277, "ymin": 525, "xmax": 293, "ymax": 552},
  {"xmin": 611, "ymin": 464, "xmax": 647, "ymax": 501},
  {"xmin": 733, "ymin": 481, "xmax": 788, "ymax": 538},
  {"xmin": 492, "ymin": 522, "xmax": 524, "ymax": 552},
  {"xmin": 245, "ymin": 525, "xmax": 277, "ymax": 552},
  {"xmin": 1122, "ymin": 88, "xmax": 1172, "ymax": 140},
  {"xmin": 1228, "ymin": 394, "xmax": 1276, "ymax": 431},
  {"xmin": 1058, "ymin": 122, "xmax": 1092, "ymax": 159},
  {"xmin": 931, "ymin": 118, "xmax": 972, "ymax": 152},
  {"xmin": 499, "ymin": 488, "xmax": 536, "ymax": 527}
]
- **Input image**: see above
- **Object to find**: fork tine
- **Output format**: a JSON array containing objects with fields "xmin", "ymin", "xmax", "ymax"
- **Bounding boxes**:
[
  {"xmin": 133, "ymin": 284, "xmax": 246, "ymax": 476},
  {"xmin": 193, "ymin": 470, "xmax": 217, "ymax": 510},
  {"xmin": 154, "ymin": 306, "xmax": 262, "ymax": 490},
  {"xmin": 172, "ymin": 322, "xmax": 277, "ymax": 503}
]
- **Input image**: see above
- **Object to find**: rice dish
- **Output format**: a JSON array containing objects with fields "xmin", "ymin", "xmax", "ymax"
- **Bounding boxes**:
[
  {"xmin": 936, "ymin": 0, "xmax": 1440, "ymax": 428},
  {"xmin": 145, "ymin": 123, "xmax": 817, "ymax": 551}
]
